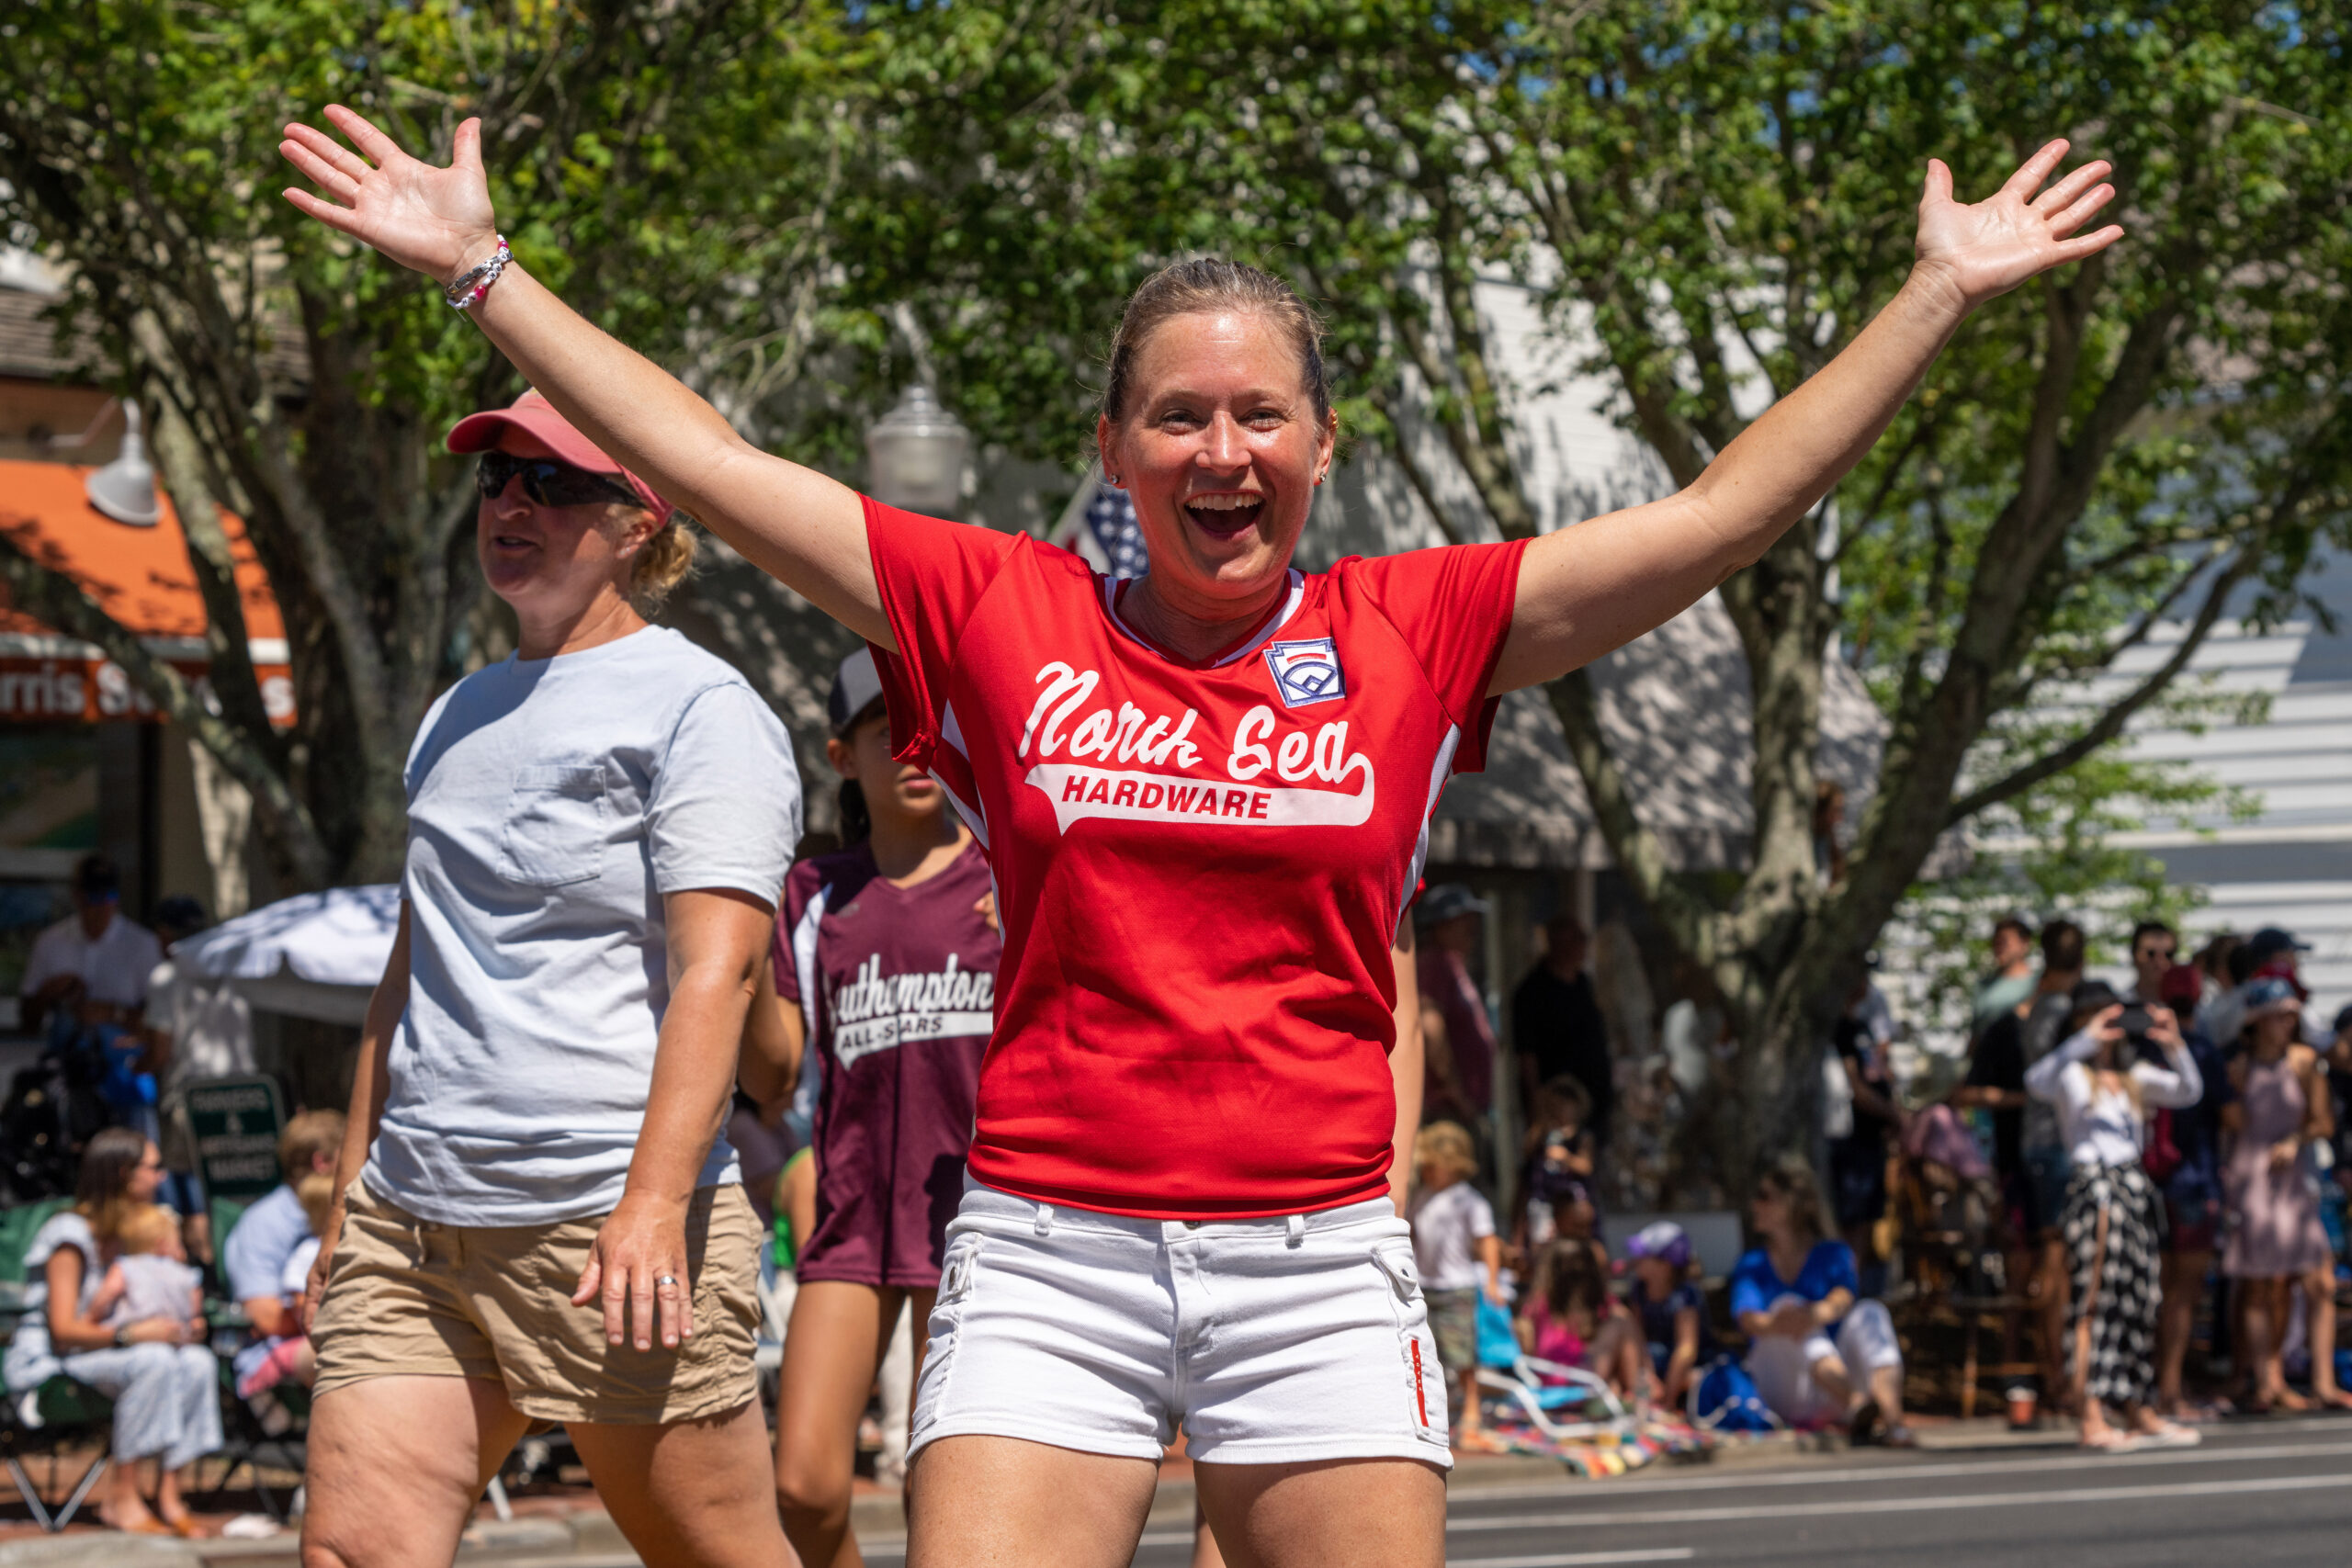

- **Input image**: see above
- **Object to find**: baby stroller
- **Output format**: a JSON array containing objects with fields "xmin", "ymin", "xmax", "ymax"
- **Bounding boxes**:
[{"xmin": 0, "ymin": 1034, "xmax": 113, "ymax": 1203}]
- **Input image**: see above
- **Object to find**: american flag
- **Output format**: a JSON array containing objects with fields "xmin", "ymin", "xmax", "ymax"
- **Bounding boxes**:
[{"xmin": 1051, "ymin": 465, "xmax": 1149, "ymax": 579}]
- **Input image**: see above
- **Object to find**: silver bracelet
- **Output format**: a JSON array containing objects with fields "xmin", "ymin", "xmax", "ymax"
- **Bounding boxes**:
[{"xmin": 443, "ymin": 235, "xmax": 510, "ymax": 310}]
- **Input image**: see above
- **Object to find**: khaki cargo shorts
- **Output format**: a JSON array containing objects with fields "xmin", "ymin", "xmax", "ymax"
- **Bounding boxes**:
[{"xmin": 311, "ymin": 1179, "xmax": 761, "ymax": 1426}]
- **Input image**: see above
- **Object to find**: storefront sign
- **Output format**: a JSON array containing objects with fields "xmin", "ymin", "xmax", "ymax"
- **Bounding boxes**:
[
  {"xmin": 185, "ymin": 1074, "xmax": 287, "ymax": 1201},
  {"xmin": 0, "ymin": 649, "xmax": 294, "ymax": 726}
]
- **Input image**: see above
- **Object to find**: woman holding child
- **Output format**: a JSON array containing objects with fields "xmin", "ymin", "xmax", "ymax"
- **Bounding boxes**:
[
  {"xmin": 280, "ymin": 99, "xmax": 2118, "ymax": 1565},
  {"xmin": 3, "ymin": 1127, "xmax": 220, "ymax": 1535}
]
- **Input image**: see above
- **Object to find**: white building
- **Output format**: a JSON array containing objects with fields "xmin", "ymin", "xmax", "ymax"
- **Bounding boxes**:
[{"xmin": 2075, "ymin": 552, "xmax": 2352, "ymax": 1024}]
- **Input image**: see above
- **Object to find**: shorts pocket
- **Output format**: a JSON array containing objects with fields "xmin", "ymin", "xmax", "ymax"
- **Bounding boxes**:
[
  {"xmin": 500, "ymin": 763, "xmax": 609, "ymax": 888},
  {"xmin": 937, "ymin": 1230, "xmax": 986, "ymax": 1307},
  {"xmin": 1371, "ymin": 1240, "xmax": 1450, "ymax": 1447},
  {"xmin": 914, "ymin": 1231, "xmax": 987, "ymax": 1436}
]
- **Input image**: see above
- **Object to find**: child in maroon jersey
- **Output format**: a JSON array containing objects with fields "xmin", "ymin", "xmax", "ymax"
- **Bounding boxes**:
[{"xmin": 767, "ymin": 649, "xmax": 1001, "ymax": 1568}]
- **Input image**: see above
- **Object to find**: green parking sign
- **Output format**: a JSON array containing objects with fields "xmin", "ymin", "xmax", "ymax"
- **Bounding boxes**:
[{"xmin": 184, "ymin": 1076, "xmax": 285, "ymax": 1201}]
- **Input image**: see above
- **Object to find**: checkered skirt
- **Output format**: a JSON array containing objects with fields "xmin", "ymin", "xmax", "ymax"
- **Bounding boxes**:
[{"xmin": 2063, "ymin": 1162, "xmax": 2164, "ymax": 1410}]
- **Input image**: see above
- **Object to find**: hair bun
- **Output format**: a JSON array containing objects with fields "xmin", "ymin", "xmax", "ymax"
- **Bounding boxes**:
[{"xmin": 631, "ymin": 518, "xmax": 699, "ymax": 611}]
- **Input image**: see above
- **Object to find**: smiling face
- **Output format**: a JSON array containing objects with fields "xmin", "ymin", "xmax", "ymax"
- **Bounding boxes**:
[
  {"xmin": 476, "ymin": 430, "xmax": 655, "ymax": 626},
  {"xmin": 1096, "ymin": 309, "xmax": 1336, "ymax": 622}
]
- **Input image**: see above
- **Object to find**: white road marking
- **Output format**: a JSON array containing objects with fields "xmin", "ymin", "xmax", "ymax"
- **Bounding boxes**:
[
  {"xmin": 865, "ymin": 1528, "xmax": 1194, "ymax": 1559},
  {"xmin": 1447, "ymin": 1436, "xmax": 2352, "ymax": 1503},
  {"xmin": 831, "ymin": 1437, "xmax": 2352, "ymax": 1562},
  {"xmin": 1451, "ymin": 1551, "xmax": 1696, "ymax": 1567},
  {"xmin": 1447, "ymin": 1468, "xmax": 2352, "ymax": 1530}
]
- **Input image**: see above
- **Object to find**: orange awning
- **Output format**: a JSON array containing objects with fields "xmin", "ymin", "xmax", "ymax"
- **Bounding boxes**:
[{"xmin": 0, "ymin": 458, "xmax": 293, "ymax": 725}]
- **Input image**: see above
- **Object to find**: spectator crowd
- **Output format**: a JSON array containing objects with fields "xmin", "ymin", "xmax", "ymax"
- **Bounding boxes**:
[
  {"xmin": 6, "ymin": 840, "xmax": 2351, "ymax": 1541},
  {"xmin": 1403, "ymin": 889, "xmax": 2351, "ymax": 1459}
]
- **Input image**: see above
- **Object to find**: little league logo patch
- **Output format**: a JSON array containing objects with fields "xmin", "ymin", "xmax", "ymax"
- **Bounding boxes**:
[{"xmin": 1264, "ymin": 637, "xmax": 1346, "ymax": 708}]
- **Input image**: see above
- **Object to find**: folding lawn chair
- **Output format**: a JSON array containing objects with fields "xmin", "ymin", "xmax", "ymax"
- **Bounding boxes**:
[
  {"xmin": 1467, "ymin": 1295, "xmax": 1634, "ymax": 1443},
  {"xmin": 2, "ymin": 1372, "xmax": 115, "ymax": 1530},
  {"xmin": 1476, "ymin": 1355, "xmax": 1633, "ymax": 1442},
  {"xmin": 202, "ymin": 1345, "xmax": 309, "ymax": 1525},
  {"xmin": 0, "ymin": 1198, "xmax": 114, "ymax": 1531}
]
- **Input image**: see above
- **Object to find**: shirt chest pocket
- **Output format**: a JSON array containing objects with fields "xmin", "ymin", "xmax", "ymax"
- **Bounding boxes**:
[{"xmin": 499, "ymin": 763, "xmax": 610, "ymax": 888}]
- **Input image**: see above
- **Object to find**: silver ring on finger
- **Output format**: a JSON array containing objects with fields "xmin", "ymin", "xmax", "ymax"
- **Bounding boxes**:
[{"xmin": 656, "ymin": 1275, "xmax": 679, "ymax": 1289}]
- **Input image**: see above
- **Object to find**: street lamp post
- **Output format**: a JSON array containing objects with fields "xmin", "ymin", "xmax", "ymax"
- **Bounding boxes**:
[{"xmin": 865, "ymin": 385, "xmax": 969, "ymax": 521}]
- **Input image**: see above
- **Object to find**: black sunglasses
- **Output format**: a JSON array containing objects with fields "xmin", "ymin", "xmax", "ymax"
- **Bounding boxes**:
[{"xmin": 475, "ymin": 451, "xmax": 642, "ymax": 510}]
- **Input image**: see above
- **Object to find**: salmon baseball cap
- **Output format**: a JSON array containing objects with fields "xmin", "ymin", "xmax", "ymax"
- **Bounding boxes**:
[{"xmin": 446, "ymin": 389, "xmax": 674, "ymax": 525}]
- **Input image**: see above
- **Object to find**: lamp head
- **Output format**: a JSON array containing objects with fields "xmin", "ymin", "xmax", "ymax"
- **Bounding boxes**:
[
  {"xmin": 865, "ymin": 385, "xmax": 968, "ymax": 520},
  {"xmin": 85, "ymin": 402, "xmax": 160, "ymax": 526}
]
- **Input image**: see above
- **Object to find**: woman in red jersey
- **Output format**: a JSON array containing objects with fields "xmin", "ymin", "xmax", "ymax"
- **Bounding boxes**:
[{"xmin": 281, "ymin": 108, "xmax": 2119, "ymax": 1567}]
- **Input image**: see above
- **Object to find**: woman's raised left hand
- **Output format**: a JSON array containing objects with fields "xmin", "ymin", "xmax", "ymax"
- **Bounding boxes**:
[
  {"xmin": 1912, "ymin": 139, "xmax": 2123, "ymax": 310},
  {"xmin": 279, "ymin": 107, "xmax": 500, "ymax": 286},
  {"xmin": 573, "ymin": 1192, "xmax": 694, "ymax": 1352}
]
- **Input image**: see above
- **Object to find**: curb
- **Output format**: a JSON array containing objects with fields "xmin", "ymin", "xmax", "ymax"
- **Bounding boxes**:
[
  {"xmin": 5, "ymin": 1540, "xmax": 207, "ymax": 1568},
  {"xmin": 194, "ymin": 1511, "xmax": 628, "ymax": 1566}
]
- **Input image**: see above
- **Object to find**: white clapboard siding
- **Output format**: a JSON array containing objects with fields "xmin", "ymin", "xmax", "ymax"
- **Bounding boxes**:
[{"xmin": 2086, "ymin": 552, "xmax": 2352, "ymax": 1025}]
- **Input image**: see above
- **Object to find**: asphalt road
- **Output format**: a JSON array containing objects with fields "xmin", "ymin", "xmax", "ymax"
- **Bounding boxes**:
[{"xmin": 854, "ymin": 1417, "xmax": 2352, "ymax": 1568}]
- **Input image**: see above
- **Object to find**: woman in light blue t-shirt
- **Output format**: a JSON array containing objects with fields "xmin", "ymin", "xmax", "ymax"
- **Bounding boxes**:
[{"xmin": 298, "ymin": 392, "xmax": 801, "ymax": 1568}]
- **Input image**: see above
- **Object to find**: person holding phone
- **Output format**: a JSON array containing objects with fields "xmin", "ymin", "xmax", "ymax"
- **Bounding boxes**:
[{"xmin": 2026, "ymin": 983, "xmax": 2204, "ymax": 1450}]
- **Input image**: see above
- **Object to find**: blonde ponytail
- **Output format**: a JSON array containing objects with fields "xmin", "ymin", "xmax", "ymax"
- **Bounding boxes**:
[{"xmin": 630, "ymin": 518, "xmax": 698, "ymax": 611}]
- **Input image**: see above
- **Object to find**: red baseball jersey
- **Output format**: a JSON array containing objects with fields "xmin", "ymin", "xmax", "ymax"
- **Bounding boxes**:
[{"xmin": 865, "ymin": 498, "xmax": 1527, "ymax": 1219}]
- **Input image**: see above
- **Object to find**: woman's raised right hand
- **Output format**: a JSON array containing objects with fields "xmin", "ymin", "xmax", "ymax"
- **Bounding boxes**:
[{"xmin": 279, "ymin": 107, "xmax": 499, "ymax": 286}]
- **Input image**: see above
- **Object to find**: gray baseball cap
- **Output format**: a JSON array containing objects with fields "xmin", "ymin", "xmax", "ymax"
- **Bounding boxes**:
[
  {"xmin": 827, "ymin": 648, "xmax": 886, "ymax": 737},
  {"xmin": 1416, "ymin": 883, "xmax": 1491, "ymax": 926}
]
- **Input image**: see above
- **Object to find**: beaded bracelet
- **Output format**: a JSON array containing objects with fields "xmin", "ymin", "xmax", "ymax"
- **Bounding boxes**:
[{"xmin": 443, "ymin": 235, "xmax": 510, "ymax": 310}]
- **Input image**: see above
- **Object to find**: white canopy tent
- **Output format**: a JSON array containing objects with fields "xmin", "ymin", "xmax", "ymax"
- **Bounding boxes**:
[{"xmin": 171, "ymin": 885, "xmax": 399, "ymax": 1025}]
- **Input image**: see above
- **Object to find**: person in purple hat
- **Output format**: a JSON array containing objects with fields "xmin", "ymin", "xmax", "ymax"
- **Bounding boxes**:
[
  {"xmin": 1623, "ymin": 1221, "xmax": 1713, "ymax": 1409},
  {"xmin": 298, "ymin": 390, "xmax": 803, "ymax": 1567}
]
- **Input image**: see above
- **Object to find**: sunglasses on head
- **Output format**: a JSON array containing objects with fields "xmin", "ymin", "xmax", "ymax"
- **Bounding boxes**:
[{"xmin": 475, "ymin": 450, "xmax": 643, "ymax": 510}]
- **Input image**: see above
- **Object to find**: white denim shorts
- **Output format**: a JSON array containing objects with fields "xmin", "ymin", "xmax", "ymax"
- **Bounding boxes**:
[{"xmin": 909, "ymin": 1182, "xmax": 1453, "ymax": 1469}]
